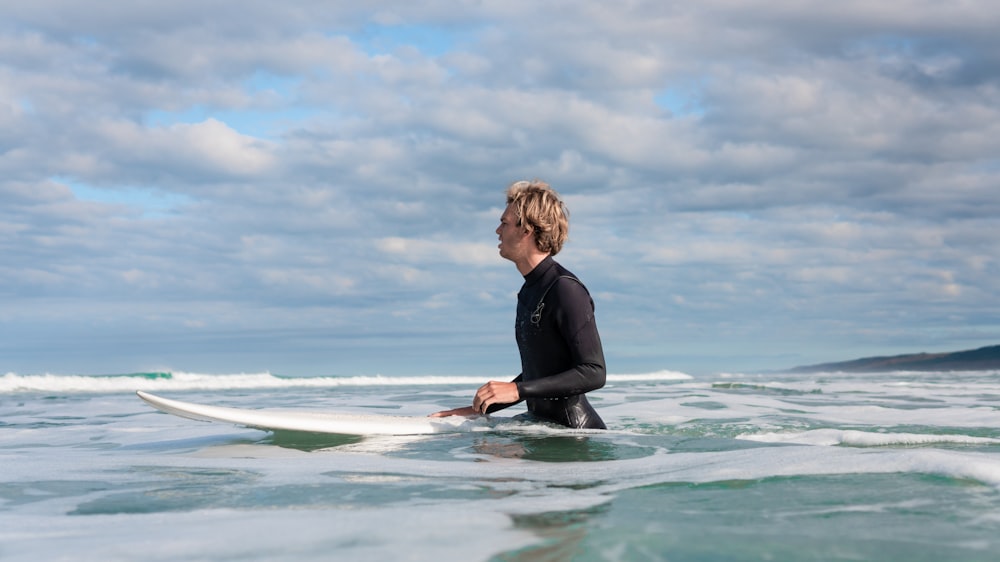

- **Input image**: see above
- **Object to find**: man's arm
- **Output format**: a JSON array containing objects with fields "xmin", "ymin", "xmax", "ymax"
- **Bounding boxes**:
[{"xmin": 517, "ymin": 280, "xmax": 606, "ymax": 399}]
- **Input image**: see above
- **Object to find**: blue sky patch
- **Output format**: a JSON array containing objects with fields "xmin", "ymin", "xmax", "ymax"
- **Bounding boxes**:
[
  {"xmin": 59, "ymin": 177, "xmax": 193, "ymax": 218},
  {"xmin": 353, "ymin": 22, "xmax": 460, "ymax": 56},
  {"xmin": 655, "ymin": 88, "xmax": 705, "ymax": 117},
  {"xmin": 143, "ymin": 71, "xmax": 315, "ymax": 138}
]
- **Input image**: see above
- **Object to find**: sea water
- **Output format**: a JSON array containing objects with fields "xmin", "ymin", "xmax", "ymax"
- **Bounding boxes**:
[{"xmin": 3, "ymin": 369, "xmax": 1000, "ymax": 561}]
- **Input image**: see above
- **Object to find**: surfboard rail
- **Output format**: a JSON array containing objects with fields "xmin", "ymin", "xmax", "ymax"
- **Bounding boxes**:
[{"xmin": 136, "ymin": 391, "xmax": 477, "ymax": 436}]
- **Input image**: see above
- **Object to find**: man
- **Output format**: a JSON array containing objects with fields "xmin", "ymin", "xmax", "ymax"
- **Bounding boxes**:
[{"xmin": 431, "ymin": 180, "xmax": 607, "ymax": 429}]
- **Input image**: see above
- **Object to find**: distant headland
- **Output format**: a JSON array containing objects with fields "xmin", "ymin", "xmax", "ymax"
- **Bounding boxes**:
[{"xmin": 786, "ymin": 344, "xmax": 1000, "ymax": 373}]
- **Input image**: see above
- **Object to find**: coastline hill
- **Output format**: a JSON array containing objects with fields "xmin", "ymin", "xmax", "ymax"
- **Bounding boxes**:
[{"xmin": 787, "ymin": 344, "xmax": 1000, "ymax": 373}]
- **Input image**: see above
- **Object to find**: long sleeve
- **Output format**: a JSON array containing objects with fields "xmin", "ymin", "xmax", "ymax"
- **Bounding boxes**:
[{"xmin": 515, "ymin": 278, "xmax": 606, "ymax": 399}]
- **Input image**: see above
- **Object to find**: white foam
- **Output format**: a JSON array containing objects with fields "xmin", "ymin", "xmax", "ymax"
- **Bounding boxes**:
[
  {"xmin": 738, "ymin": 429, "xmax": 1000, "ymax": 447},
  {"xmin": 0, "ymin": 370, "xmax": 693, "ymax": 394},
  {"xmin": 599, "ymin": 377, "xmax": 1000, "ymax": 430},
  {"xmin": 0, "ymin": 372, "xmax": 482, "ymax": 393},
  {"xmin": 0, "ymin": 506, "xmax": 540, "ymax": 562},
  {"xmin": 112, "ymin": 435, "xmax": 1000, "ymax": 491},
  {"xmin": 607, "ymin": 370, "xmax": 693, "ymax": 382}
]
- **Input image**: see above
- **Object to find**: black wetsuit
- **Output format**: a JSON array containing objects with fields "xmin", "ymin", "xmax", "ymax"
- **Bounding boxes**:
[{"xmin": 487, "ymin": 256, "xmax": 607, "ymax": 429}]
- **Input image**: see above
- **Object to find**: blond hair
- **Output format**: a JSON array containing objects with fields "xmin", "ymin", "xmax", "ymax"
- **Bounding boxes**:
[{"xmin": 505, "ymin": 180, "xmax": 569, "ymax": 255}]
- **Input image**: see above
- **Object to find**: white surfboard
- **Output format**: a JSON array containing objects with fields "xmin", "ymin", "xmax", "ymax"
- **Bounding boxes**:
[{"xmin": 136, "ymin": 391, "xmax": 484, "ymax": 436}]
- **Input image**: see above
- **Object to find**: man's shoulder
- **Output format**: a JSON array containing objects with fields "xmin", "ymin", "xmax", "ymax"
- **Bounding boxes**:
[
  {"xmin": 549, "ymin": 258, "xmax": 576, "ymax": 279},
  {"xmin": 541, "ymin": 259, "xmax": 593, "ymax": 301},
  {"xmin": 548, "ymin": 270, "xmax": 590, "ymax": 301}
]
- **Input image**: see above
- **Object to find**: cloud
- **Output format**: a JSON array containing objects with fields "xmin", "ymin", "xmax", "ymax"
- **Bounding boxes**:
[
  {"xmin": 375, "ymin": 236, "xmax": 500, "ymax": 267},
  {"xmin": 1, "ymin": 1, "xmax": 999, "ymax": 375}
]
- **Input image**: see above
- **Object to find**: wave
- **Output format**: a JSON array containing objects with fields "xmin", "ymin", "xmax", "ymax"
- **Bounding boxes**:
[
  {"xmin": 738, "ymin": 428, "xmax": 1000, "ymax": 448},
  {"xmin": 0, "ymin": 370, "xmax": 692, "ymax": 394}
]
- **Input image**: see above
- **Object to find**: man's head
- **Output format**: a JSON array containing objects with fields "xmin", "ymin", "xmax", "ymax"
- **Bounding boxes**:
[{"xmin": 503, "ymin": 180, "xmax": 569, "ymax": 256}]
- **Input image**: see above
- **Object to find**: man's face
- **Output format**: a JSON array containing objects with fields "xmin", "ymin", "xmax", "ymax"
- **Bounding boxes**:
[{"xmin": 496, "ymin": 204, "xmax": 530, "ymax": 262}]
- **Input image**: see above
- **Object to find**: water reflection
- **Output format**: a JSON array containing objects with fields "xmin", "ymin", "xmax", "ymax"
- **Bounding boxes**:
[
  {"xmin": 472, "ymin": 434, "xmax": 655, "ymax": 462},
  {"xmin": 264, "ymin": 430, "xmax": 364, "ymax": 451}
]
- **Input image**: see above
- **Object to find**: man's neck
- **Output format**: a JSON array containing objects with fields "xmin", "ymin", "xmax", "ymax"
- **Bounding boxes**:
[{"xmin": 516, "ymin": 251, "xmax": 549, "ymax": 276}]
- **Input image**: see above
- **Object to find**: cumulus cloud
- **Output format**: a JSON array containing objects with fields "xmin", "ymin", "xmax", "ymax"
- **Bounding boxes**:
[{"xmin": 1, "ymin": 1, "xmax": 998, "ymax": 375}]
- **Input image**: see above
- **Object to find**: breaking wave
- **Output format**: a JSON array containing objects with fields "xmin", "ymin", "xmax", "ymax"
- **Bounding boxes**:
[{"xmin": 0, "ymin": 370, "xmax": 692, "ymax": 394}]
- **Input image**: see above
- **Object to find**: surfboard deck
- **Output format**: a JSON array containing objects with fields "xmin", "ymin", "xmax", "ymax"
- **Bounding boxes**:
[{"xmin": 136, "ymin": 391, "xmax": 483, "ymax": 436}]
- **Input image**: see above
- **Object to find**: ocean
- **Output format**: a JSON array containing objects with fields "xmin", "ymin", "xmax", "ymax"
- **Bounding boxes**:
[{"xmin": 3, "ymin": 369, "xmax": 1000, "ymax": 561}]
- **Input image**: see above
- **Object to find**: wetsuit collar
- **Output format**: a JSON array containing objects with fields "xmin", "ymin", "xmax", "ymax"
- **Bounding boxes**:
[{"xmin": 523, "ymin": 255, "xmax": 556, "ymax": 286}]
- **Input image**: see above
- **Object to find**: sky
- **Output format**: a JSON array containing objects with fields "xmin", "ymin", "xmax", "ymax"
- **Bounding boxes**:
[{"xmin": 2, "ymin": 1, "xmax": 999, "ymax": 377}]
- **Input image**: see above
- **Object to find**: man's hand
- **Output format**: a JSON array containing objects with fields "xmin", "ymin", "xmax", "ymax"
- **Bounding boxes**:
[
  {"xmin": 472, "ymin": 380, "xmax": 520, "ymax": 414},
  {"xmin": 429, "ymin": 406, "xmax": 477, "ymax": 418},
  {"xmin": 429, "ymin": 380, "xmax": 520, "ymax": 418}
]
